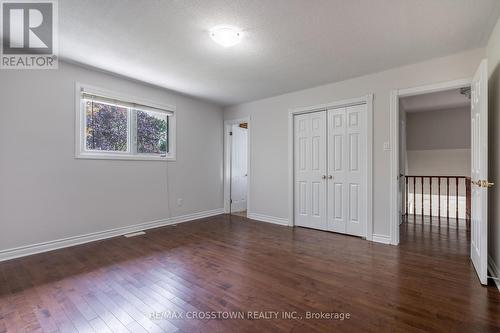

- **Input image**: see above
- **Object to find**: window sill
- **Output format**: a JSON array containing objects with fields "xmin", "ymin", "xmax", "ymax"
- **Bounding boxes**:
[{"xmin": 75, "ymin": 152, "xmax": 176, "ymax": 161}]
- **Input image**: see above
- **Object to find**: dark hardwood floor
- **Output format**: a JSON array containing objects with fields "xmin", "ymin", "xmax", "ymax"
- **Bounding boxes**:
[{"xmin": 1, "ymin": 214, "xmax": 499, "ymax": 332}]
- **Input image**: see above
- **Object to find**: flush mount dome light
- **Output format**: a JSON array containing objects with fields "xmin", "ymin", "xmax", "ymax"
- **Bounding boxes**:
[{"xmin": 210, "ymin": 26, "xmax": 242, "ymax": 47}]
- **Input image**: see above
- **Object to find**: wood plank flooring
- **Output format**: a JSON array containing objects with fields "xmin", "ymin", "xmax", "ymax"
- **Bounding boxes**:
[{"xmin": 1, "ymin": 214, "xmax": 499, "ymax": 332}]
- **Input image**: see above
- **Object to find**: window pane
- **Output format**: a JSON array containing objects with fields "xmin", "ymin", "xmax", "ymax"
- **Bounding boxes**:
[
  {"xmin": 136, "ymin": 110, "xmax": 168, "ymax": 155},
  {"xmin": 85, "ymin": 101, "xmax": 128, "ymax": 152}
]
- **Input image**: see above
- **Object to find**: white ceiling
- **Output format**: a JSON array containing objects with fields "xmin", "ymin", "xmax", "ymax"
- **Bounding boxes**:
[
  {"xmin": 59, "ymin": 0, "xmax": 500, "ymax": 106},
  {"xmin": 401, "ymin": 88, "xmax": 470, "ymax": 113}
]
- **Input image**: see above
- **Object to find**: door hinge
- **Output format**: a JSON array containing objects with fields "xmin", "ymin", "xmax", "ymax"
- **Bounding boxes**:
[
  {"xmin": 230, "ymin": 199, "xmax": 233, "ymax": 203},
  {"xmin": 229, "ymin": 131, "xmax": 233, "ymax": 136}
]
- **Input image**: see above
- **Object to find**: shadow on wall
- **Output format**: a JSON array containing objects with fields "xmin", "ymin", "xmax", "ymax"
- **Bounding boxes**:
[{"xmin": 488, "ymin": 61, "xmax": 500, "ymax": 263}]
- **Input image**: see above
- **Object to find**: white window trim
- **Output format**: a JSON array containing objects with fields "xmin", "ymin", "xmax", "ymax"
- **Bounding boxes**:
[{"xmin": 75, "ymin": 82, "xmax": 176, "ymax": 161}]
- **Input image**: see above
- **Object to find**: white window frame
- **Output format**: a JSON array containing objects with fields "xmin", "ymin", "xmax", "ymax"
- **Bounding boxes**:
[{"xmin": 75, "ymin": 82, "xmax": 176, "ymax": 161}]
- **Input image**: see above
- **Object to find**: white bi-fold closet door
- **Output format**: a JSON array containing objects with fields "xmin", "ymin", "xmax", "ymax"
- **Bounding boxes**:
[
  {"xmin": 294, "ymin": 104, "xmax": 367, "ymax": 237},
  {"xmin": 294, "ymin": 111, "xmax": 328, "ymax": 230}
]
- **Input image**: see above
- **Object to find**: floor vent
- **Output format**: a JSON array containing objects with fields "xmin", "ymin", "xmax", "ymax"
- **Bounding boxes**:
[{"xmin": 124, "ymin": 231, "xmax": 146, "ymax": 238}]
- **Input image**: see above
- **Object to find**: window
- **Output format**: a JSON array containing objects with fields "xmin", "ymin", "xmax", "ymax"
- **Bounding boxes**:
[{"xmin": 76, "ymin": 84, "xmax": 176, "ymax": 160}]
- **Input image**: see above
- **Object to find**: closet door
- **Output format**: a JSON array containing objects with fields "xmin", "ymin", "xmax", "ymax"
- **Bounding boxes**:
[
  {"xmin": 294, "ymin": 111, "xmax": 327, "ymax": 230},
  {"xmin": 327, "ymin": 105, "xmax": 367, "ymax": 237},
  {"xmin": 327, "ymin": 108, "xmax": 347, "ymax": 233}
]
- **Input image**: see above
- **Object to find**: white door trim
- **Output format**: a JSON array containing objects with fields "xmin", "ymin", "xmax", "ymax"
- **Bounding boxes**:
[
  {"xmin": 389, "ymin": 78, "xmax": 471, "ymax": 245},
  {"xmin": 224, "ymin": 117, "xmax": 251, "ymax": 214},
  {"xmin": 288, "ymin": 94, "xmax": 373, "ymax": 240}
]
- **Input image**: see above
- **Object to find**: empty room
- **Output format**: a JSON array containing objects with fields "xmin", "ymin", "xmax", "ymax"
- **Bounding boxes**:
[{"xmin": 2, "ymin": 1, "xmax": 500, "ymax": 332}]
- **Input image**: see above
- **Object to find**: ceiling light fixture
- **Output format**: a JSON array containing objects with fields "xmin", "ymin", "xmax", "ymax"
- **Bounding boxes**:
[{"xmin": 210, "ymin": 26, "xmax": 242, "ymax": 47}]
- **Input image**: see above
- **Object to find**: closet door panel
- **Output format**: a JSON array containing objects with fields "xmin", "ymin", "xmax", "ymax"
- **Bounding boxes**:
[
  {"xmin": 345, "ymin": 104, "xmax": 367, "ymax": 236},
  {"xmin": 327, "ymin": 108, "xmax": 347, "ymax": 233},
  {"xmin": 327, "ymin": 104, "xmax": 367, "ymax": 237},
  {"xmin": 294, "ymin": 111, "xmax": 327, "ymax": 230}
]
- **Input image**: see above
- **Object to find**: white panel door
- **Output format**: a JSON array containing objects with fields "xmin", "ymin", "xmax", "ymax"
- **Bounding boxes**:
[
  {"xmin": 294, "ymin": 111, "xmax": 327, "ymax": 230},
  {"xmin": 327, "ymin": 108, "xmax": 347, "ymax": 233},
  {"xmin": 471, "ymin": 59, "xmax": 489, "ymax": 285},
  {"xmin": 231, "ymin": 124, "xmax": 248, "ymax": 212},
  {"xmin": 327, "ymin": 104, "xmax": 367, "ymax": 237},
  {"xmin": 399, "ymin": 116, "xmax": 407, "ymax": 219}
]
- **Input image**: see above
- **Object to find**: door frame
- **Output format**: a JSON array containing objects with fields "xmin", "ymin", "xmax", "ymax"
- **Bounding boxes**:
[
  {"xmin": 389, "ymin": 78, "xmax": 471, "ymax": 245},
  {"xmin": 288, "ymin": 94, "xmax": 374, "ymax": 240},
  {"xmin": 224, "ymin": 117, "xmax": 251, "ymax": 214}
]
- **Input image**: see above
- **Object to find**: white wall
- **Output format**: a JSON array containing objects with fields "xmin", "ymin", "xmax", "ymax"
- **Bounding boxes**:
[
  {"xmin": 0, "ymin": 62, "xmax": 224, "ymax": 252},
  {"xmin": 407, "ymin": 149, "xmax": 470, "ymax": 176},
  {"xmin": 224, "ymin": 48, "xmax": 484, "ymax": 237},
  {"xmin": 405, "ymin": 107, "xmax": 471, "ymax": 177},
  {"xmin": 487, "ymin": 16, "xmax": 500, "ymax": 277},
  {"xmin": 406, "ymin": 107, "xmax": 470, "ymax": 150}
]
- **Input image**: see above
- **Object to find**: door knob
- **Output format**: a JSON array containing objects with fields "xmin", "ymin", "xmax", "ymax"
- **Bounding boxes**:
[
  {"xmin": 322, "ymin": 175, "xmax": 327, "ymax": 179},
  {"xmin": 328, "ymin": 175, "xmax": 333, "ymax": 179},
  {"xmin": 473, "ymin": 180, "xmax": 495, "ymax": 187},
  {"xmin": 480, "ymin": 180, "xmax": 495, "ymax": 188}
]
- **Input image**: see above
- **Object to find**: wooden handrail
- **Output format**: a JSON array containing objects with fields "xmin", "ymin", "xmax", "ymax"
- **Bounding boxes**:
[
  {"xmin": 405, "ymin": 175, "xmax": 469, "ymax": 178},
  {"xmin": 404, "ymin": 175, "xmax": 471, "ymax": 222}
]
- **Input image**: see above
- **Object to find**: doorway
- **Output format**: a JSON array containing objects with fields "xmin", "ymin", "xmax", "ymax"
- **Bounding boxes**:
[
  {"xmin": 390, "ymin": 60, "xmax": 491, "ymax": 285},
  {"xmin": 224, "ymin": 118, "xmax": 250, "ymax": 217},
  {"xmin": 399, "ymin": 85, "xmax": 472, "ymax": 262}
]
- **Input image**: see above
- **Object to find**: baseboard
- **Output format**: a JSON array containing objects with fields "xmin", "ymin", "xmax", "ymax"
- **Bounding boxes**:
[
  {"xmin": 372, "ymin": 233, "xmax": 391, "ymax": 245},
  {"xmin": 488, "ymin": 255, "xmax": 500, "ymax": 292},
  {"xmin": 0, "ymin": 208, "xmax": 224, "ymax": 262},
  {"xmin": 247, "ymin": 213, "xmax": 290, "ymax": 226}
]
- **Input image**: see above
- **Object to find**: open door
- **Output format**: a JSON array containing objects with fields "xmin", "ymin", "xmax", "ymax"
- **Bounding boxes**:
[
  {"xmin": 471, "ymin": 59, "xmax": 492, "ymax": 285},
  {"xmin": 230, "ymin": 124, "xmax": 248, "ymax": 212},
  {"xmin": 398, "ymin": 110, "xmax": 407, "ymax": 220}
]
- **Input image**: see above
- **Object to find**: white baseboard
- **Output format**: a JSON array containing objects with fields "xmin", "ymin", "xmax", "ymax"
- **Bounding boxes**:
[
  {"xmin": 247, "ymin": 213, "xmax": 290, "ymax": 226},
  {"xmin": 488, "ymin": 255, "xmax": 500, "ymax": 292},
  {"xmin": 0, "ymin": 208, "xmax": 224, "ymax": 262},
  {"xmin": 372, "ymin": 233, "xmax": 391, "ymax": 245}
]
